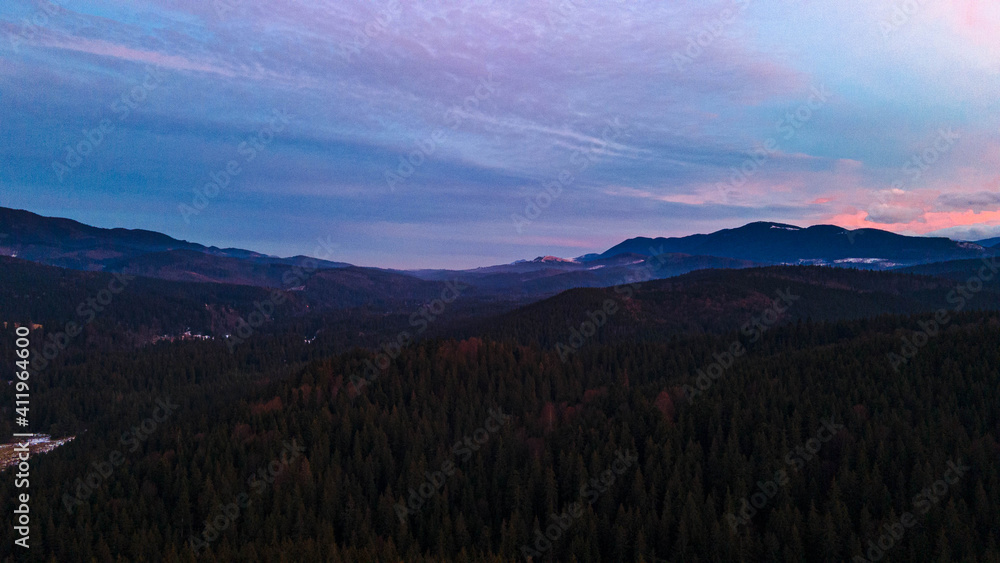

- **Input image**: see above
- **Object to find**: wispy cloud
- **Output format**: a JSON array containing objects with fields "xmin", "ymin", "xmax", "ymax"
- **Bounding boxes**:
[{"xmin": 0, "ymin": 0, "xmax": 997, "ymax": 267}]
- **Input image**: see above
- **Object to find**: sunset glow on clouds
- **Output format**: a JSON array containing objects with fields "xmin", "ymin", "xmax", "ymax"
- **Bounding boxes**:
[{"xmin": 0, "ymin": 0, "xmax": 998, "ymax": 268}]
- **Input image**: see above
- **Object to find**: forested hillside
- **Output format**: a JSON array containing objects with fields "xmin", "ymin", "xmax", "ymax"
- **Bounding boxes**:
[
  {"xmin": 473, "ymin": 266, "xmax": 1000, "ymax": 348},
  {"xmin": 2, "ymin": 292, "xmax": 999, "ymax": 561}
]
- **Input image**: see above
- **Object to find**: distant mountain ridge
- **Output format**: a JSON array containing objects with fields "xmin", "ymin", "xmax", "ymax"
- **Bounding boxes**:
[
  {"xmin": 593, "ymin": 221, "xmax": 993, "ymax": 268},
  {"xmin": 973, "ymin": 237, "xmax": 1000, "ymax": 248},
  {"xmin": 3, "ymin": 208, "xmax": 997, "ymax": 298},
  {"xmin": 0, "ymin": 208, "xmax": 459, "ymax": 309},
  {"xmin": 0, "ymin": 207, "xmax": 351, "ymax": 273},
  {"xmin": 473, "ymin": 265, "xmax": 1000, "ymax": 346},
  {"xmin": 405, "ymin": 252, "xmax": 759, "ymax": 297}
]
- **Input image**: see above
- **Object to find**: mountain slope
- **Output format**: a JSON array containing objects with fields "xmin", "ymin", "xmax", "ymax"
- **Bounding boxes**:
[
  {"xmin": 408, "ymin": 253, "xmax": 760, "ymax": 297},
  {"xmin": 974, "ymin": 236, "xmax": 1000, "ymax": 248},
  {"xmin": 473, "ymin": 265, "xmax": 1000, "ymax": 346},
  {"xmin": 0, "ymin": 207, "xmax": 351, "ymax": 272},
  {"xmin": 596, "ymin": 221, "xmax": 991, "ymax": 267},
  {"xmin": 894, "ymin": 257, "xmax": 1000, "ymax": 286}
]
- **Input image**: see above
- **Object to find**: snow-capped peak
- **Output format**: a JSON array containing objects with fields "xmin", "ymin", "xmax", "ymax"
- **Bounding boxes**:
[{"xmin": 531, "ymin": 256, "xmax": 578, "ymax": 264}]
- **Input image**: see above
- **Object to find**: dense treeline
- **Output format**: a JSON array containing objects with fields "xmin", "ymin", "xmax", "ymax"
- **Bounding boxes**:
[
  {"xmin": 473, "ymin": 266, "xmax": 1000, "ymax": 348},
  {"xmin": 2, "ymin": 306, "xmax": 999, "ymax": 561},
  {"xmin": 0, "ymin": 255, "xmax": 525, "ymax": 386}
]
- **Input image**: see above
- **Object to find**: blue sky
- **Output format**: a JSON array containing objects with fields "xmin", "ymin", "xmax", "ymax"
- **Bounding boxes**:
[{"xmin": 1, "ymin": 0, "xmax": 998, "ymax": 268}]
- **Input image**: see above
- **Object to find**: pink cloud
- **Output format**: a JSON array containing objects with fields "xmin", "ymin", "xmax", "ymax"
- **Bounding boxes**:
[
  {"xmin": 35, "ymin": 35, "xmax": 238, "ymax": 77},
  {"xmin": 845, "ymin": 210, "xmax": 1000, "ymax": 235},
  {"xmin": 931, "ymin": 0, "xmax": 1000, "ymax": 61},
  {"xmin": 953, "ymin": 0, "xmax": 1000, "ymax": 37}
]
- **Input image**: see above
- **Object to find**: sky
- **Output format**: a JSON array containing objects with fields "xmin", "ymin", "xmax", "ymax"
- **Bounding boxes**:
[{"xmin": 1, "ymin": 0, "xmax": 999, "ymax": 269}]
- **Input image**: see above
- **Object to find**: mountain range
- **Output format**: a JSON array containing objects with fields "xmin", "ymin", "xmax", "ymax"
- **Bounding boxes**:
[
  {"xmin": 594, "ymin": 221, "xmax": 996, "ymax": 267},
  {"xmin": 5, "ymin": 207, "xmax": 1000, "ymax": 562},
  {"xmin": 2, "ymin": 207, "xmax": 998, "ymax": 303}
]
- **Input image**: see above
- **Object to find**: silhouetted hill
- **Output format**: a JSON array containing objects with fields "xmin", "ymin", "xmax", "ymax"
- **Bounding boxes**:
[
  {"xmin": 474, "ymin": 265, "xmax": 1000, "ymax": 346},
  {"xmin": 894, "ymin": 257, "xmax": 1000, "ymax": 286},
  {"xmin": 408, "ymin": 253, "xmax": 759, "ymax": 297},
  {"xmin": 596, "ymin": 222, "xmax": 992, "ymax": 268},
  {"xmin": 0, "ymin": 207, "xmax": 350, "ymax": 275}
]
